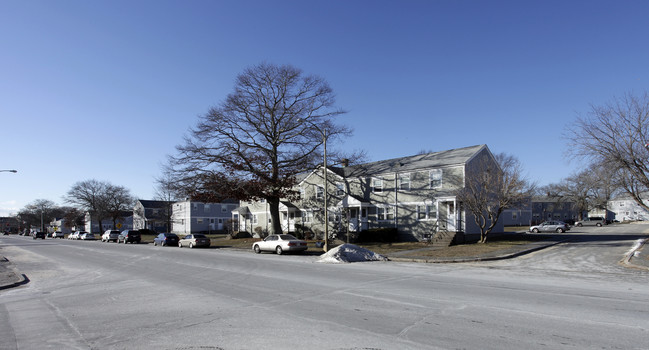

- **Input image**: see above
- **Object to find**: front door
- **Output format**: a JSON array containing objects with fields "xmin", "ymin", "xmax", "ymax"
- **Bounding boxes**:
[
  {"xmin": 446, "ymin": 202, "xmax": 456, "ymax": 231},
  {"xmin": 348, "ymin": 208, "xmax": 359, "ymax": 232}
]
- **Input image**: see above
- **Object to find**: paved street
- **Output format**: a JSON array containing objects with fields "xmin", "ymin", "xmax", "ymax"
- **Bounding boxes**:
[{"xmin": 1, "ymin": 224, "xmax": 648, "ymax": 350}]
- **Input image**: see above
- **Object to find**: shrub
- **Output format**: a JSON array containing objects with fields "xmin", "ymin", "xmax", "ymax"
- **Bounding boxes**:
[{"xmin": 356, "ymin": 227, "xmax": 399, "ymax": 243}]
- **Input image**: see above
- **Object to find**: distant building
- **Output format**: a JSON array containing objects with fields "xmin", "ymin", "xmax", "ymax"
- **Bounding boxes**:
[
  {"xmin": 84, "ymin": 211, "xmax": 133, "ymax": 233},
  {"xmin": 531, "ymin": 197, "xmax": 579, "ymax": 225},
  {"xmin": 0, "ymin": 216, "xmax": 20, "ymax": 233},
  {"xmin": 608, "ymin": 195, "xmax": 649, "ymax": 221},
  {"xmin": 172, "ymin": 200, "xmax": 239, "ymax": 234},
  {"xmin": 133, "ymin": 200, "xmax": 173, "ymax": 232}
]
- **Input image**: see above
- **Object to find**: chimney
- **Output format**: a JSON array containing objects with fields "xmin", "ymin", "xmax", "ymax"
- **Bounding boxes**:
[{"xmin": 342, "ymin": 158, "xmax": 349, "ymax": 167}]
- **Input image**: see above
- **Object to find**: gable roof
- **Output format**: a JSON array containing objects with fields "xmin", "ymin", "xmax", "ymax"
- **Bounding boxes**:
[{"xmin": 335, "ymin": 144, "xmax": 487, "ymax": 178}]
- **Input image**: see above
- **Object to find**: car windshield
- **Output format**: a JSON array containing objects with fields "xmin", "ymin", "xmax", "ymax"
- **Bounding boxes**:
[{"xmin": 279, "ymin": 234, "xmax": 298, "ymax": 240}]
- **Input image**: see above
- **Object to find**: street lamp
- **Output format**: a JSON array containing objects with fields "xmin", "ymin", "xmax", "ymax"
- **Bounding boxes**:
[
  {"xmin": 300, "ymin": 119, "xmax": 329, "ymax": 252},
  {"xmin": 0, "ymin": 170, "xmax": 17, "ymax": 173}
]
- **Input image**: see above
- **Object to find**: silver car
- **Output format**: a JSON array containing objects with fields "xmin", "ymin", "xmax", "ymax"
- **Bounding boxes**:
[
  {"xmin": 529, "ymin": 221, "xmax": 570, "ymax": 233},
  {"xmin": 252, "ymin": 234, "xmax": 308, "ymax": 255}
]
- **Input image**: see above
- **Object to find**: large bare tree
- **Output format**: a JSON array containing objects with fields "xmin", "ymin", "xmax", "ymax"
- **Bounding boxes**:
[
  {"xmin": 569, "ymin": 91, "xmax": 649, "ymax": 211},
  {"xmin": 174, "ymin": 63, "xmax": 350, "ymax": 235},
  {"xmin": 456, "ymin": 153, "xmax": 535, "ymax": 243},
  {"xmin": 64, "ymin": 179, "xmax": 133, "ymax": 233}
]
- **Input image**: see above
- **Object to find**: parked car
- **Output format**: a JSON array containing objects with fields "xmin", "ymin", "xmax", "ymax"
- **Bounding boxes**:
[
  {"xmin": 575, "ymin": 217, "xmax": 606, "ymax": 227},
  {"xmin": 102, "ymin": 230, "xmax": 121, "ymax": 242},
  {"xmin": 178, "ymin": 234, "xmax": 210, "ymax": 248},
  {"xmin": 52, "ymin": 231, "xmax": 65, "ymax": 239},
  {"xmin": 80, "ymin": 232, "xmax": 96, "ymax": 240},
  {"xmin": 252, "ymin": 234, "xmax": 308, "ymax": 255},
  {"xmin": 69, "ymin": 231, "xmax": 87, "ymax": 240},
  {"xmin": 529, "ymin": 221, "xmax": 570, "ymax": 233},
  {"xmin": 32, "ymin": 231, "xmax": 46, "ymax": 240},
  {"xmin": 118, "ymin": 230, "xmax": 141, "ymax": 244},
  {"xmin": 153, "ymin": 233, "xmax": 179, "ymax": 247}
]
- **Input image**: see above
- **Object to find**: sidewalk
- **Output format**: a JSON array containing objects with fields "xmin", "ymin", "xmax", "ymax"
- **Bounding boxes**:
[{"xmin": 0, "ymin": 255, "xmax": 28, "ymax": 291}]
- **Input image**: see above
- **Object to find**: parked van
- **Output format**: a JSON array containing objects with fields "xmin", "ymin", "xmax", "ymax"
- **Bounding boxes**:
[{"xmin": 575, "ymin": 217, "xmax": 606, "ymax": 227}]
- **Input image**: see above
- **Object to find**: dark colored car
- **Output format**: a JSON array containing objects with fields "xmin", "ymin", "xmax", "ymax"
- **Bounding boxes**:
[
  {"xmin": 153, "ymin": 233, "xmax": 179, "ymax": 247},
  {"xmin": 32, "ymin": 231, "xmax": 46, "ymax": 239},
  {"xmin": 118, "ymin": 230, "xmax": 141, "ymax": 244}
]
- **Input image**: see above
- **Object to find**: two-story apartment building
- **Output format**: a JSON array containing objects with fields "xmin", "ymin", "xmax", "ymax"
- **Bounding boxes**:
[
  {"xmin": 234, "ymin": 144, "xmax": 504, "ymax": 242},
  {"xmin": 172, "ymin": 199, "xmax": 239, "ymax": 234},
  {"xmin": 608, "ymin": 194, "xmax": 649, "ymax": 221},
  {"xmin": 133, "ymin": 200, "xmax": 173, "ymax": 232}
]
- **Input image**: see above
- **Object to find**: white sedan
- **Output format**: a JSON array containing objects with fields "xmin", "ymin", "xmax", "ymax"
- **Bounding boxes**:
[{"xmin": 252, "ymin": 234, "xmax": 308, "ymax": 255}]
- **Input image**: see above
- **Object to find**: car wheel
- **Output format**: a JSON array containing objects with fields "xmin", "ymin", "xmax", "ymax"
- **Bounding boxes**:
[
  {"xmin": 276, "ymin": 246, "xmax": 283, "ymax": 255},
  {"xmin": 532, "ymin": 228, "xmax": 539, "ymax": 233},
  {"xmin": 189, "ymin": 242, "xmax": 194, "ymax": 249},
  {"xmin": 254, "ymin": 245, "xmax": 261, "ymax": 254},
  {"xmin": 556, "ymin": 228, "xmax": 564, "ymax": 233},
  {"xmin": 577, "ymin": 223, "xmax": 583, "ymax": 227},
  {"xmin": 178, "ymin": 242, "xmax": 182, "ymax": 248},
  {"xmin": 154, "ymin": 241, "xmax": 157, "ymax": 246},
  {"xmin": 596, "ymin": 223, "xmax": 602, "ymax": 227},
  {"xmin": 161, "ymin": 241, "xmax": 165, "ymax": 247}
]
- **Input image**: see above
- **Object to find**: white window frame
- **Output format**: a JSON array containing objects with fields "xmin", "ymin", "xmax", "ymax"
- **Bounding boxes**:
[
  {"xmin": 417, "ymin": 203, "xmax": 437, "ymax": 220},
  {"xmin": 372, "ymin": 177, "xmax": 383, "ymax": 193},
  {"xmin": 377, "ymin": 206, "xmax": 394, "ymax": 221},
  {"xmin": 316, "ymin": 186, "xmax": 324, "ymax": 199},
  {"xmin": 399, "ymin": 173, "xmax": 410, "ymax": 191},
  {"xmin": 430, "ymin": 169, "xmax": 442, "ymax": 189},
  {"xmin": 252, "ymin": 214, "xmax": 258, "ymax": 224}
]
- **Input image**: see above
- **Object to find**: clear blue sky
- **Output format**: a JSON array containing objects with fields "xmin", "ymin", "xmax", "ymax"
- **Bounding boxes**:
[{"xmin": 2, "ymin": 0, "xmax": 648, "ymax": 216}]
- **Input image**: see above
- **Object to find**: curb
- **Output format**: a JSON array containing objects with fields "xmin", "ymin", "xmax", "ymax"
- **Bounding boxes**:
[
  {"xmin": 620, "ymin": 237, "xmax": 649, "ymax": 270},
  {"xmin": 0, "ymin": 257, "xmax": 29, "ymax": 291}
]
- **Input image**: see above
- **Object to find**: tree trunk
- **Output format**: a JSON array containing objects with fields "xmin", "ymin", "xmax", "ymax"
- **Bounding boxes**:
[{"xmin": 268, "ymin": 197, "xmax": 283, "ymax": 235}]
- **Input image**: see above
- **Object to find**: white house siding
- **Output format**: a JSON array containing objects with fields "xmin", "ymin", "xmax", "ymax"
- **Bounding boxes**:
[
  {"xmin": 232, "ymin": 145, "xmax": 504, "ymax": 242},
  {"xmin": 172, "ymin": 200, "xmax": 238, "ymax": 234},
  {"xmin": 608, "ymin": 197, "xmax": 649, "ymax": 221}
]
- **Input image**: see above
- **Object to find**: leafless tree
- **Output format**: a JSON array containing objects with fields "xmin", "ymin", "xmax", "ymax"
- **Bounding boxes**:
[
  {"xmin": 103, "ymin": 184, "xmax": 134, "ymax": 230},
  {"xmin": 16, "ymin": 199, "xmax": 58, "ymax": 232},
  {"xmin": 456, "ymin": 153, "xmax": 535, "ymax": 243},
  {"xmin": 540, "ymin": 164, "xmax": 619, "ymax": 220},
  {"xmin": 568, "ymin": 91, "xmax": 649, "ymax": 211},
  {"xmin": 173, "ymin": 63, "xmax": 352, "ymax": 235},
  {"xmin": 153, "ymin": 167, "xmax": 181, "ymax": 232},
  {"xmin": 64, "ymin": 179, "xmax": 133, "ymax": 233}
]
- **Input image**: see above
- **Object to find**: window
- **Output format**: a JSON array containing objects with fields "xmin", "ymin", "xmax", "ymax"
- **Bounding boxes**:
[
  {"xmin": 377, "ymin": 206, "xmax": 394, "ymax": 221},
  {"xmin": 430, "ymin": 169, "xmax": 442, "ymax": 189},
  {"xmin": 316, "ymin": 186, "xmax": 324, "ymax": 199},
  {"xmin": 417, "ymin": 203, "xmax": 437, "ymax": 220},
  {"xmin": 620, "ymin": 202, "xmax": 625, "ymax": 206},
  {"xmin": 197, "ymin": 218, "xmax": 204, "ymax": 224},
  {"xmin": 336, "ymin": 183, "xmax": 345, "ymax": 196},
  {"xmin": 299, "ymin": 188, "xmax": 305, "ymax": 200},
  {"xmin": 399, "ymin": 173, "xmax": 410, "ymax": 191},
  {"xmin": 252, "ymin": 214, "xmax": 258, "ymax": 224},
  {"xmin": 372, "ymin": 177, "xmax": 383, "ymax": 193},
  {"xmin": 303, "ymin": 211, "xmax": 314, "ymax": 223},
  {"xmin": 204, "ymin": 204, "xmax": 210, "ymax": 211},
  {"xmin": 221, "ymin": 206, "xmax": 227, "ymax": 212}
]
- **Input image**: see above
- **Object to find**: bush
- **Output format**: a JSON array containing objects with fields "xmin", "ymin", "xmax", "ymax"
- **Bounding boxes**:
[{"xmin": 356, "ymin": 227, "xmax": 399, "ymax": 243}]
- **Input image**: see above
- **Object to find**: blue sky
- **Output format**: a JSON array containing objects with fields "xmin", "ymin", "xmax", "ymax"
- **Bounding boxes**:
[{"xmin": 1, "ymin": 0, "xmax": 648, "ymax": 216}]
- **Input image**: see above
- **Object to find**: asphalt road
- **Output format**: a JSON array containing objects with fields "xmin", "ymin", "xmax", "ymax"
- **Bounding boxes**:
[{"xmin": 1, "ymin": 224, "xmax": 648, "ymax": 350}]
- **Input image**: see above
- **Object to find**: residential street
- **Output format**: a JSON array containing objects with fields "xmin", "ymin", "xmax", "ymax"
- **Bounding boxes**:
[{"xmin": 1, "ymin": 224, "xmax": 648, "ymax": 350}]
